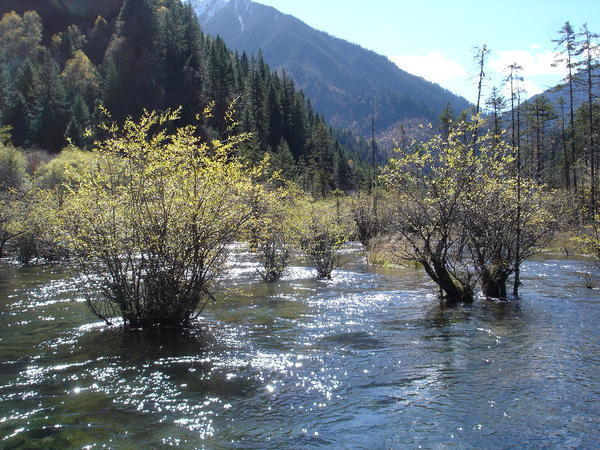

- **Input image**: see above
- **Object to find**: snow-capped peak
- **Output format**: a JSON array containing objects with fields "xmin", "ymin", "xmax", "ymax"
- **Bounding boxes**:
[{"xmin": 183, "ymin": 0, "xmax": 230, "ymax": 21}]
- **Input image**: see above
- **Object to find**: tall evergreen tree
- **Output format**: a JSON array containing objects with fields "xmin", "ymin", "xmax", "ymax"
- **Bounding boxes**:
[
  {"xmin": 553, "ymin": 22, "xmax": 580, "ymax": 195},
  {"xmin": 29, "ymin": 49, "xmax": 68, "ymax": 151},
  {"xmin": 575, "ymin": 24, "xmax": 599, "ymax": 215},
  {"xmin": 524, "ymin": 96, "xmax": 556, "ymax": 182},
  {"xmin": 65, "ymin": 94, "xmax": 91, "ymax": 148}
]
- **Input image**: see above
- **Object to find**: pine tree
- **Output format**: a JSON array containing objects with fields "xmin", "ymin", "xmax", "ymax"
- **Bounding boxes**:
[
  {"xmin": 0, "ymin": 60, "xmax": 15, "ymax": 127},
  {"xmin": 267, "ymin": 80, "xmax": 283, "ymax": 151},
  {"xmin": 575, "ymin": 24, "xmax": 599, "ymax": 215},
  {"xmin": 270, "ymin": 138, "xmax": 296, "ymax": 183},
  {"xmin": 65, "ymin": 94, "xmax": 91, "ymax": 148},
  {"xmin": 86, "ymin": 16, "xmax": 113, "ymax": 65},
  {"xmin": 29, "ymin": 49, "xmax": 68, "ymax": 151},
  {"xmin": 485, "ymin": 86, "xmax": 507, "ymax": 137},
  {"xmin": 13, "ymin": 57, "xmax": 40, "ymax": 146},
  {"xmin": 524, "ymin": 96, "xmax": 556, "ymax": 182},
  {"xmin": 206, "ymin": 37, "xmax": 235, "ymax": 131},
  {"xmin": 309, "ymin": 122, "xmax": 336, "ymax": 197},
  {"xmin": 439, "ymin": 103, "xmax": 455, "ymax": 140},
  {"xmin": 553, "ymin": 22, "xmax": 580, "ymax": 196}
]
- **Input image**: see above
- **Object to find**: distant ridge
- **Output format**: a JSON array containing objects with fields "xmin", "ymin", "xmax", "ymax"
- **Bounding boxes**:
[{"xmin": 188, "ymin": 0, "xmax": 471, "ymax": 135}]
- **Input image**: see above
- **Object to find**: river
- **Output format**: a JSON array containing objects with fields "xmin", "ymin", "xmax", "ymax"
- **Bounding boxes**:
[{"xmin": 0, "ymin": 247, "xmax": 598, "ymax": 448}]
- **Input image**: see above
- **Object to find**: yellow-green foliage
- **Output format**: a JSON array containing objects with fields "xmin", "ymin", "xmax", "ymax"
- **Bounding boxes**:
[
  {"xmin": 34, "ymin": 146, "xmax": 97, "ymax": 200},
  {"xmin": 381, "ymin": 120, "xmax": 485, "ymax": 299},
  {"xmin": 248, "ymin": 183, "xmax": 307, "ymax": 281},
  {"xmin": 61, "ymin": 50, "xmax": 99, "ymax": 100},
  {"xmin": 0, "ymin": 142, "xmax": 28, "ymax": 192},
  {"xmin": 58, "ymin": 108, "xmax": 265, "ymax": 327},
  {"xmin": 0, "ymin": 192, "xmax": 25, "ymax": 257},
  {"xmin": 13, "ymin": 187, "xmax": 66, "ymax": 264},
  {"xmin": 299, "ymin": 197, "xmax": 352, "ymax": 279},
  {"xmin": 0, "ymin": 10, "xmax": 42, "ymax": 63},
  {"xmin": 382, "ymin": 118, "xmax": 555, "ymax": 300},
  {"xmin": 0, "ymin": 143, "xmax": 31, "ymax": 257},
  {"xmin": 579, "ymin": 220, "xmax": 600, "ymax": 266}
]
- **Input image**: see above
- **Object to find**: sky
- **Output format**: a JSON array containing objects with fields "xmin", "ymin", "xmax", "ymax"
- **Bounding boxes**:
[{"xmin": 254, "ymin": 0, "xmax": 600, "ymax": 103}]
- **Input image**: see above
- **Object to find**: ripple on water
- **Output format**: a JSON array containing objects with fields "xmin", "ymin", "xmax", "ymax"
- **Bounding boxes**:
[{"xmin": 0, "ymin": 254, "xmax": 599, "ymax": 447}]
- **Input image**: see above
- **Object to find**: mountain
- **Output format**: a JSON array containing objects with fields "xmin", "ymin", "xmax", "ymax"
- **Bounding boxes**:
[
  {"xmin": 525, "ymin": 67, "xmax": 600, "ymax": 111},
  {"xmin": 188, "ymin": 0, "xmax": 471, "ymax": 135}
]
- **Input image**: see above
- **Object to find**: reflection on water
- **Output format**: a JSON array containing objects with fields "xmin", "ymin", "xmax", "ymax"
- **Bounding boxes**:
[{"xmin": 0, "ymin": 250, "xmax": 598, "ymax": 448}]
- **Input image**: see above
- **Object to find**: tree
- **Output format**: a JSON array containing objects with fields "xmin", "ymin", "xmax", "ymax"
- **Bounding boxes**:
[
  {"xmin": 473, "ymin": 44, "xmax": 491, "ymax": 117},
  {"xmin": 86, "ymin": 15, "xmax": 113, "ymax": 64},
  {"xmin": 269, "ymin": 138, "xmax": 297, "ymax": 183},
  {"xmin": 59, "ymin": 109, "xmax": 265, "ymax": 328},
  {"xmin": 65, "ymin": 95, "xmax": 92, "ymax": 148},
  {"xmin": 553, "ymin": 22, "xmax": 580, "ymax": 195},
  {"xmin": 28, "ymin": 49, "xmax": 68, "ymax": 151},
  {"xmin": 485, "ymin": 86, "xmax": 507, "ymax": 138},
  {"xmin": 13, "ymin": 187, "xmax": 67, "ymax": 264},
  {"xmin": 351, "ymin": 192, "xmax": 391, "ymax": 253},
  {"xmin": 0, "ymin": 60, "xmax": 15, "ymax": 126},
  {"xmin": 579, "ymin": 219, "xmax": 600, "ymax": 269},
  {"xmin": 308, "ymin": 122, "xmax": 336, "ymax": 198},
  {"xmin": 0, "ymin": 192, "xmax": 25, "ymax": 258},
  {"xmin": 463, "ymin": 134, "xmax": 555, "ymax": 298},
  {"xmin": 506, "ymin": 62, "xmax": 524, "ymax": 295},
  {"xmin": 100, "ymin": 0, "xmax": 163, "ymax": 122},
  {"xmin": 383, "ymin": 121, "xmax": 479, "ymax": 303},
  {"xmin": 523, "ymin": 96, "xmax": 556, "ymax": 183},
  {"xmin": 383, "ymin": 120, "xmax": 555, "ymax": 300},
  {"xmin": 575, "ymin": 24, "xmax": 599, "ymax": 215},
  {"xmin": 51, "ymin": 24, "xmax": 87, "ymax": 66},
  {"xmin": 0, "ymin": 141, "xmax": 28, "ymax": 192},
  {"xmin": 556, "ymin": 96, "xmax": 572, "ymax": 192},
  {"xmin": 61, "ymin": 50, "xmax": 99, "ymax": 104},
  {"xmin": 439, "ymin": 103, "xmax": 455, "ymax": 141},
  {"xmin": 0, "ymin": 11, "xmax": 42, "ymax": 69},
  {"xmin": 0, "ymin": 141, "xmax": 28, "ymax": 257}
]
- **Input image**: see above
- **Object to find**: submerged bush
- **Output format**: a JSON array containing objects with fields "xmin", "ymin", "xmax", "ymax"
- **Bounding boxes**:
[
  {"xmin": 13, "ymin": 188, "xmax": 67, "ymax": 264},
  {"xmin": 0, "ymin": 141, "xmax": 29, "ymax": 257},
  {"xmin": 300, "ymin": 199, "xmax": 351, "ymax": 279},
  {"xmin": 383, "ymin": 119, "xmax": 555, "ymax": 301},
  {"xmin": 382, "ymin": 122, "xmax": 479, "ymax": 303},
  {"xmin": 0, "ymin": 142, "xmax": 28, "ymax": 192},
  {"xmin": 249, "ymin": 184, "xmax": 305, "ymax": 282},
  {"xmin": 59, "ymin": 109, "xmax": 264, "ymax": 328},
  {"xmin": 34, "ymin": 146, "xmax": 97, "ymax": 194},
  {"xmin": 0, "ymin": 192, "xmax": 25, "ymax": 258},
  {"xmin": 580, "ymin": 219, "xmax": 600, "ymax": 269}
]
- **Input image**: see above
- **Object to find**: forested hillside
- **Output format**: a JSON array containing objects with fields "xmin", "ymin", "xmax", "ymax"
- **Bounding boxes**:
[{"xmin": 0, "ymin": 0, "xmax": 368, "ymax": 193}]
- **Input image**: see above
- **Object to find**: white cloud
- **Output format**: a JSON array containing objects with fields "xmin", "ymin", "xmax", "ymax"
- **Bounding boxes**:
[
  {"xmin": 500, "ymin": 78, "xmax": 545, "ymax": 99},
  {"xmin": 390, "ymin": 51, "xmax": 468, "ymax": 84},
  {"xmin": 489, "ymin": 49, "xmax": 564, "ymax": 78}
]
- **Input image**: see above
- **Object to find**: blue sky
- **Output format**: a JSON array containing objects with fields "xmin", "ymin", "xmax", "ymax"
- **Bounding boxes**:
[{"xmin": 255, "ymin": 0, "xmax": 600, "ymax": 103}]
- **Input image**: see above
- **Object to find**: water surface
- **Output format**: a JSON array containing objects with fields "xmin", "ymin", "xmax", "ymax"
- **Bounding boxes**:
[{"xmin": 0, "ymin": 249, "xmax": 598, "ymax": 448}]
